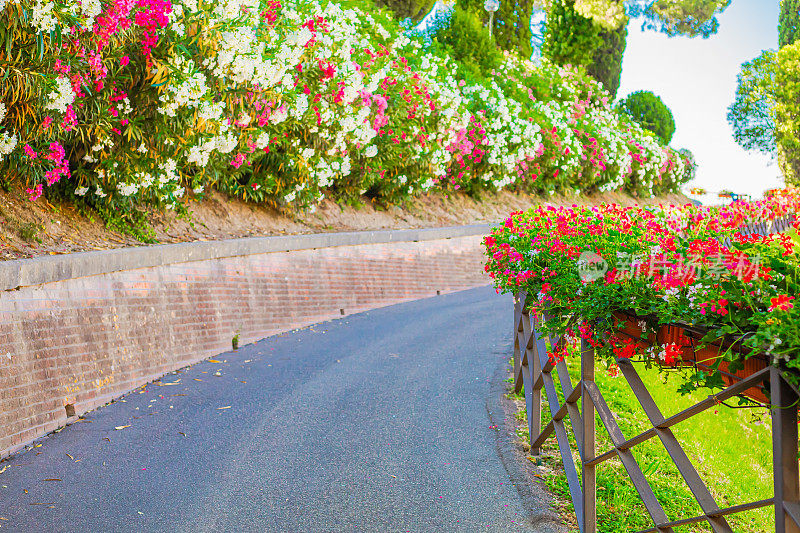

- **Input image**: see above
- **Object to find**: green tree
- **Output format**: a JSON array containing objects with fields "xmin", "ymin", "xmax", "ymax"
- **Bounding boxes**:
[
  {"xmin": 620, "ymin": 90, "xmax": 676, "ymax": 144},
  {"xmin": 773, "ymin": 43, "xmax": 800, "ymax": 183},
  {"xmin": 586, "ymin": 22, "xmax": 628, "ymax": 97},
  {"xmin": 780, "ymin": 0, "xmax": 800, "ymax": 47},
  {"xmin": 627, "ymin": 0, "xmax": 731, "ymax": 38},
  {"xmin": 374, "ymin": 0, "xmax": 437, "ymax": 21},
  {"xmin": 542, "ymin": 0, "xmax": 730, "ymax": 97},
  {"xmin": 727, "ymin": 44, "xmax": 800, "ymax": 184},
  {"xmin": 430, "ymin": 6, "xmax": 504, "ymax": 81},
  {"xmin": 492, "ymin": 0, "xmax": 535, "ymax": 57},
  {"xmin": 727, "ymin": 50, "xmax": 777, "ymax": 156},
  {"xmin": 542, "ymin": 0, "xmax": 603, "ymax": 68}
]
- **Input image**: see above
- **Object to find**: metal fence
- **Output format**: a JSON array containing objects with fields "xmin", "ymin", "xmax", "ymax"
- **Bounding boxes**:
[{"xmin": 512, "ymin": 215, "xmax": 800, "ymax": 532}]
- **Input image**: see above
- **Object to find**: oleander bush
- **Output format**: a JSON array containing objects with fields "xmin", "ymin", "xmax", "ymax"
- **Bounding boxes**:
[{"xmin": 0, "ymin": 0, "xmax": 693, "ymax": 229}]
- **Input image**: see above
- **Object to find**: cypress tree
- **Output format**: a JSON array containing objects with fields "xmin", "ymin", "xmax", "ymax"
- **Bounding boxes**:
[
  {"xmin": 491, "ymin": 0, "xmax": 534, "ymax": 58},
  {"xmin": 780, "ymin": 0, "xmax": 800, "ymax": 47},
  {"xmin": 586, "ymin": 19, "xmax": 628, "ymax": 97}
]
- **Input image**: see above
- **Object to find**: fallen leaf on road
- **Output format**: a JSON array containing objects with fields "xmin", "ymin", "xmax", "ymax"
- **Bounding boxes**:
[
  {"xmin": 217, "ymin": 406, "xmax": 231, "ymax": 410},
  {"xmin": 43, "ymin": 479, "xmax": 61, "ymax": 482},
  {"xmin": 239, "ymin": 381, "xmax": 247, "ymax": 384},
  {"xmin": 193, "ymin": 379, "xmax": 203, "ymax": 382},
  {"xmin": 114, "ymin": 425, "xmax": 131, "ymax": 430},
  {"xmin": 390, "ymin": 475, "xmax": 397, "ymax": 479},
  {"xmin": 178, "ymin": 432, "xmax": 187, "ymax": 437},
  {"xmin": 208, "ymin": 359, "xmax": 222, "ymax": 363},
  {"xmin": 29, "ymin": 503, "xmax": 54, "ymax": 506},
  {"xmin": 103, "ymin": 438, "xmax": 111, "ymax": 442},
  {"xmin": 66, "ymin": 454, "xmax": 74, "ymax": 461},
  {"xmin": 0, "ymin": 516, "xmax": 8, "ymax": 520},
  {"xmin": 0, "ymin": 466, "xmax": 8, "ymax": 475}
]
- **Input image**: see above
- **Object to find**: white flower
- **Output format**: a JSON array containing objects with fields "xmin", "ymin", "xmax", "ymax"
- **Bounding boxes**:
[
  {"xmin": 0, "ymin": 131, "xmax": 17, "ymax": 158},
  {"xmin": 74, "ymin": 186, "xmax": 89, "ymax": 196},
  {"xmin": 94, "ymin": 186, "xmax": 107, "ymax": 198},
  {"xmin": 364, "ymin": 145, "xmax": 378, "ymax": 158},
  {"xmin": 117, "ymin": 183, "xmax": 138, "ymax": 196},
  {"xmin": 44, "ymin": 77, "xmax": 75, "ymax": 114},
  {"xmin": 256, "ymin": 132, "xmax": 270, "ymax": 149},
  {"xmin": 270, "ymin": 106, "xmax": 288, "ymax": 124},
  {"xmin": 292, "ymin": 93, "xmax": 309, "ymax": 118},
  {"xmin": 32, "ymin": 1, "xmax": 58, "ymax": 33}
]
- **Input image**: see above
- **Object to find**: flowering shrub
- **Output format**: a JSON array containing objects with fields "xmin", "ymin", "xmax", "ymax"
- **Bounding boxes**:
[
  {"xmin": 485, "ymin": 188, "xmax": 800, "ymax": 391},
  {"xmin": 0, "ymin": 0, "xmax": 692, "ymax": 221}
]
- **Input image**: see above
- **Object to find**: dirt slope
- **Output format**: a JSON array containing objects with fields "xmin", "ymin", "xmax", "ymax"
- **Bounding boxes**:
[{"xmin": 0, "ymin": 186, "xmax": 690, "ymax": 260}]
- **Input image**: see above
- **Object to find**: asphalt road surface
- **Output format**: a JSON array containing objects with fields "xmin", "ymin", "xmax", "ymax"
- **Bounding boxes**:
[{"xmin": 0, "ymin": 286, "xmax": 564, "ymax": 532}]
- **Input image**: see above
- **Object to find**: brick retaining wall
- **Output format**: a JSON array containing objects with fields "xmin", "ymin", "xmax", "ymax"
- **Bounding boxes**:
[{"xmin": 0, "ymin": 227, "xmax": 490, "ymax": 458}]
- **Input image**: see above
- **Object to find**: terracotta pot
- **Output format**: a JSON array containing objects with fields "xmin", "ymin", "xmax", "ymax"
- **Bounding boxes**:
[{"xmin": 612, "ymin": 311, "xmax": 770, "ymax": 404}]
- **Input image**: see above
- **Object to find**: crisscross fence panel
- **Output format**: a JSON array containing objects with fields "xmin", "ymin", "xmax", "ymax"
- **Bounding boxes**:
[
  {"xmin": 511, "ymin": 215, "xmax": 800, "ymax": 533},
  {"xmin": 513, "ymin": 299, "xmax": 800, "ymax": 532}
]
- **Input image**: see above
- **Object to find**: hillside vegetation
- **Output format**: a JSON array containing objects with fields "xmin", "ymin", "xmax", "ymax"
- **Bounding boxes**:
[{"xmin": 0, "ymin": 0, "xmax": 694, "ymax": 238}]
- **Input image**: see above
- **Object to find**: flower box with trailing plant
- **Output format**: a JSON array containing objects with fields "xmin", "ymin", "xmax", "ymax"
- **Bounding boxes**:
[
  {"xmin": 485, "ymin": 189, "xmax": 800, "ymax": 402},
  {"xmin": 612, "ymin": 310, "xmax": 773, "ymax": 403}
]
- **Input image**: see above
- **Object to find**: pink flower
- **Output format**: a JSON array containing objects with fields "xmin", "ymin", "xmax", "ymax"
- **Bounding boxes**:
[
  {"xmin": 61, "ymin": 105, "xmax": 77, "ymax": 132},
  {"xmin": 120, "ymin": 55, "xmax": 130, "ymax": 66},
  {"xmin": 23, "ymin": 145, "xmax": 38, "ymax": 159},
  {"xmin": 26, "ymin": 184, "xmax": 43, "ymax": 201}
]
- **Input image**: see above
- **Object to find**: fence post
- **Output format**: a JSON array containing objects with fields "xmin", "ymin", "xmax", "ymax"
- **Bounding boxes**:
[
  {"xmin": 530, "ymin": 310, "xmax": 542, "ymax": 455},
  {"xmin": 771, "ymin": 366, "xmax": 800, "ymax": 532},
  {"xmin": 581, "ymin": 337, "xmax": 596, "ymax": 533}
]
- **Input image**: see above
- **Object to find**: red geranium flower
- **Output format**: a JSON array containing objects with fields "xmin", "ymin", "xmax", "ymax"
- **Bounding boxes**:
[{"xmin": 769, "ymin": 295, "xmax": 794, "ymax": 312}]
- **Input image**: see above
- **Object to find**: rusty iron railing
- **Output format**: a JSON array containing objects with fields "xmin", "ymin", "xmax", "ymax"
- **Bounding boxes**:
[
  {"xmin": 722, "ymin": 215, "xmax": 795, "ymax": 246},
  {"xmin": 513, "ymin": 299, "xmax": 800, "ymax": 532}
]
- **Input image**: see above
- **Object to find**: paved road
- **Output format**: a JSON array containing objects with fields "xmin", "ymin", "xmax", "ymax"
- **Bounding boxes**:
[{"xmin": 0, "ymin": 286, "xmax": 563, "ymax": 532}]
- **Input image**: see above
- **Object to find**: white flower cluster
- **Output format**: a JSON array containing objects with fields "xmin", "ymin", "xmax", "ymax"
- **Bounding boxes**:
[
  {"xmin": 32, "ymin": 0, "xmax": 59, "ymax": 33},
  {"xmin": 0, "ymin": 131, "xmax": 17, "ymax": 160},
  {"xmin": 0, "ymin": 102, "xmax": 16, "ymax": 161},
  {"xmin": 44, "ymin": 76, "xmax": 76, "ymax": 114},
  {"xmin": 158, "ymin": 58, "xmax": 210, "ymax": 117}
]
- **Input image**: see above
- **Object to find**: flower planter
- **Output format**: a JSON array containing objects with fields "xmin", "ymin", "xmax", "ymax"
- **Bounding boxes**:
[{"xmin": 613, "ymin": 311, "xmax": 771, "ymax": 404}]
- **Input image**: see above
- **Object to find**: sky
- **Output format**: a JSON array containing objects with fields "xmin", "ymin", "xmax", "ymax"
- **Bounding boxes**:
[{"xmin": 617, "ymin": 0, "xmax": 782, "ymax": 203}]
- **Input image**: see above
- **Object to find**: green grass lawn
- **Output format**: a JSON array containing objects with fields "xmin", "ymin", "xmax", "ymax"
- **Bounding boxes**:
[{"xmin": 511, "ymin": 356, "xmax": 775, "ymax": 532}]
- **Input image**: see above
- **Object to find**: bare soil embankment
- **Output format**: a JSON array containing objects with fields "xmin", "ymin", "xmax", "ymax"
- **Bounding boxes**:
[{"xmin": 0, "ymin": 187, "xmax": 689, "ymax": 260}]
